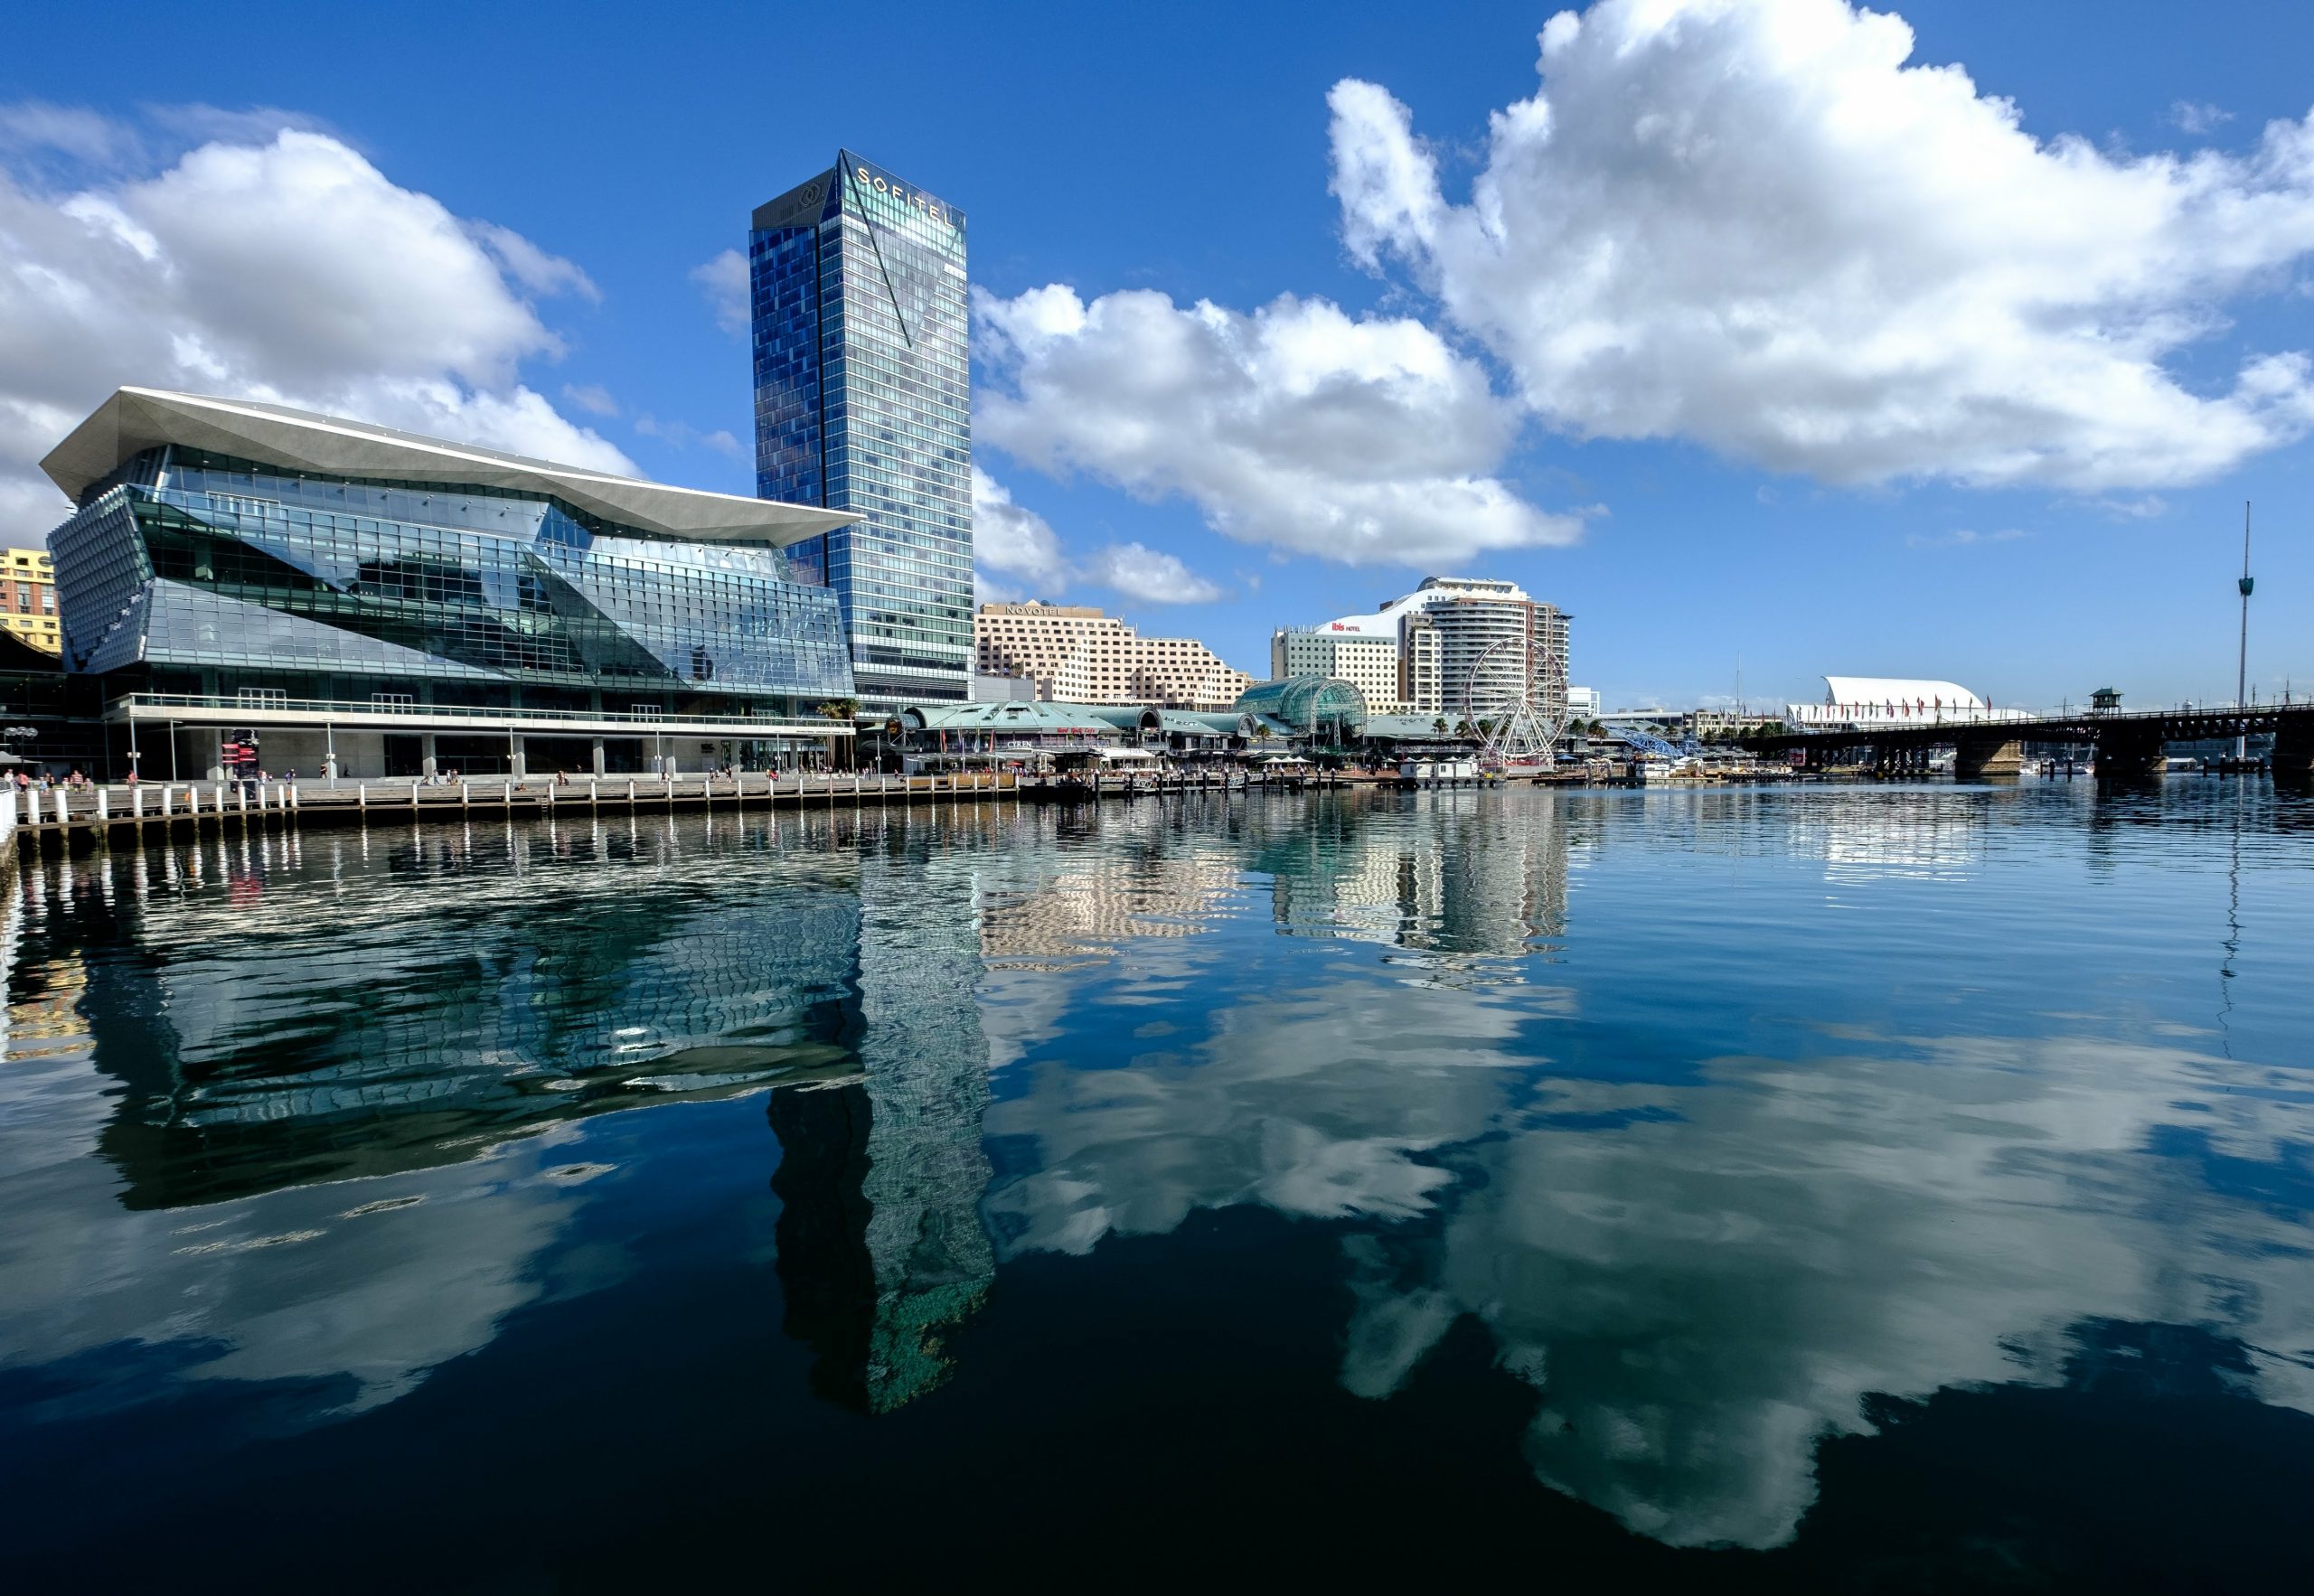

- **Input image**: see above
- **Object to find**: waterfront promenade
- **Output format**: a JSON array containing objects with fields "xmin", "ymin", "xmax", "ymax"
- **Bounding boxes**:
[{"xmin": 0, "ymin": 766, "xmax": 1349, "ymax": 846}]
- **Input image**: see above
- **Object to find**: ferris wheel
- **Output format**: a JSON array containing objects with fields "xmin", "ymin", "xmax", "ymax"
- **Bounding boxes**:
[{"xmin": 1463, "ymin": 634, "xmax": 1569, "ymax": 769}]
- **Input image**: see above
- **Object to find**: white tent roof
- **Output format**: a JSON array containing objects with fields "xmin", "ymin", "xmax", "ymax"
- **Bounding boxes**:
[
  {"xmin": 42, "ymin": 388, "xmax": 859, "ymax": 547},
  {"xmin": 1820, "ymin": 676, "xmax": 1988, "ymax": 709}
]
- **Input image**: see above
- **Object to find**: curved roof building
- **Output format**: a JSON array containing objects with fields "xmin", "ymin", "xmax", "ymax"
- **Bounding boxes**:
[
  {"xmin": 1234, "ymin": 675, "xmax": 1369, "ymax": 740},
  {"xmin": 45, "ymin": 389, "xmax": 857, "ymax": 546},
  {"xmin": 1787, "ymin": 676, "xmax": 2028, "ymax": 728}
]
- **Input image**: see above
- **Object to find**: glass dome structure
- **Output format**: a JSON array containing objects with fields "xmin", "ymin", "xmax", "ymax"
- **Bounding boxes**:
[{"xmin": 1233, "ymin": 675, "xmax": 1368, "ymax": 740}]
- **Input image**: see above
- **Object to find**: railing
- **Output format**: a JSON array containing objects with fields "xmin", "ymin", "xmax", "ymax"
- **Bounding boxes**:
[
  {"xmin": 1746, "ymin": 700, "xmax": 2313, "ymax": 748},
  {"xmin": 2, "ymin": 769, "xmax": 1037, "ymax": 831},
  {"xmin": 1784, "ymin": 699, "xmax": 2303, "ymax": 731},
  {"xmin": 102, "ymin": 692, "xmax": 848, "ymax": 734}
]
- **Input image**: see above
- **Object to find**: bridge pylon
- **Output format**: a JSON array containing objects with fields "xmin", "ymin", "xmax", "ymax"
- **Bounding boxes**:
[
  {"xmin": 2093, "ymin": 724, "xmax": 2167, "ymax": 779},
  {"xmin": 1953, "ymin": 734, "xmax": 2024, "ymax": 780},
  {"xmin": 2275, "ymin": 717, "xmax": 2312, "ymax": 777}
]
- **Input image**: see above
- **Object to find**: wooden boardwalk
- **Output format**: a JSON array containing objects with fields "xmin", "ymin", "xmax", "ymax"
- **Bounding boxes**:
[{"xmin": 2, "ymin": 767, "xmax": 1341, "ymax": 848}]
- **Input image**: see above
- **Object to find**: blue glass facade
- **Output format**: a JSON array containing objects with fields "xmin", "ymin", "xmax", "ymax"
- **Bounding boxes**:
[
  {"xmin": 48, "ymin": 446, "xmax": 853, "ymax": 712},
  {"xmin": 752, "ymin": 152, "xmax": 974, "ymax": 708}
]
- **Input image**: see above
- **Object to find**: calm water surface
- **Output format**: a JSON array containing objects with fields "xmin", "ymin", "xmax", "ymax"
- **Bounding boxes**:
[{"xmin": 4, "ymin": 783, "xmax": 2311, "ymax": 1588}]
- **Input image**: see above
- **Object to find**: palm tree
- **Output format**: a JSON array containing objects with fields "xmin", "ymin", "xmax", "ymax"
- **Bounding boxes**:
[
  {"xmin": 815, "ymin": 698, "xmax": 860, "ymax": 770},
  {"xmin": 1432, "ymin": 717, "xmax": 1449, "ymax": 737}
]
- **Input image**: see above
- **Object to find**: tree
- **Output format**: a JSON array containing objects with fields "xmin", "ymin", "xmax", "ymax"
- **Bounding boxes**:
[
  {"xmin": 1432, "ymin": 717, "xmax": 1449, "ymax": 737},
  {"xmin": 815, "ymin": 698, "xmax": 860, "ymax": 770}
]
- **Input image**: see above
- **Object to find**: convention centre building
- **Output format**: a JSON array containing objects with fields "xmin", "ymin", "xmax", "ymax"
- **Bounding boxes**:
[{"xmin": 42, "ymin": 388, "xmax": 862, "ymax": 781}]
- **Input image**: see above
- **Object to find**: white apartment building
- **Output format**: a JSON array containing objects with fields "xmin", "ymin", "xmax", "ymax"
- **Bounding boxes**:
[
  {"xmin": 1318, "ymin": 577, "xmax": 1570, "ymax": 721},
  {"xmin": 1404, "ymin": 618, "xmax": 1442, "ymax": 716},
  {"xmin": 1271, "ymin": 626, "xmax": 1407, "ymax": 713},
  {"xmin": 975, "ymin": 602, "xmax": 1251, "ymax": 711}
]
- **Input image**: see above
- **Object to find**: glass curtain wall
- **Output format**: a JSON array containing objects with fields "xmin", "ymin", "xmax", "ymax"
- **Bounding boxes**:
[
  {"xmin": 47, "ymin": 447, "xmax": 852, "ymax": 711},
  {"xmin": 751, "ymin": 152, "xmax": 974, "ymax": 709}
]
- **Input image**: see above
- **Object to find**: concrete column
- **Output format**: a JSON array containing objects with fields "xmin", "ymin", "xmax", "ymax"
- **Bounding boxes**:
[
  {"xmin": 203, "ymin": 728, "xmax": 224, "ymax": 784},
  {"xmin": 2270, "ymin": 716, "xmax": 2311, "ymax": 777},
  {"xmin": 509, "ymin": 734, "xmax": 527, "ymax": 781},
  {"xmin": 2094, "ymin": 728, "xmax": 2167, "ymax": 779},
  {"xmin": 1952, "ymin": 735, "xmax": 2025, "ymax": 780},
  {"xmin": 590, "ymin": 736, "xmax": 606, "ymax": 775},
  {"xmin": 420, "ymin": 733, "xmax": 437, "ymax": 778}
]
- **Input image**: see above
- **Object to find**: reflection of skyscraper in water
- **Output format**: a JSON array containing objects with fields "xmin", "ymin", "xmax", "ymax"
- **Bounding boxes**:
[
  {"xmin": 977, "ymin": 806, "xmax": 1246, "ymax": 970},
  {"xmin": 771, "ymin": 826, "xmax": 995, "ymax": 1413},
  {"xmin": 1268, "ymin": 793, "xmax": 1571, "ymax": 981}
]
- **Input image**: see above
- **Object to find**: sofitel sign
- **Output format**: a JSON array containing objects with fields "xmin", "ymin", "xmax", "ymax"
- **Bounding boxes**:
[{"xmin": 854, "ymin": 164, "xmax": 956, "ymax": 229}]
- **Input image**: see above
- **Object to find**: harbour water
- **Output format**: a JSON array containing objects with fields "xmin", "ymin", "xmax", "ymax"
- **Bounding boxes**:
[{"xmin": 3, "ymin": 783, "xmax": 2310, "ymax": 1588}]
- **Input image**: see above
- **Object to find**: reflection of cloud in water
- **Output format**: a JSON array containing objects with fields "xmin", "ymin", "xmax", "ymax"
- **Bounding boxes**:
[
  {"xmin": 965, "ymin": 796, "xmax": 2314, "ymax": 1549},
  {"xmin": 983, "ymin": 962, "xmax": 1529, "ymax": 1256},
  {"xmin": 1338, "ymin": 1034, "xmax": 2314, "ymax": 1549},
  {"xmin": 0, "ymin": 1040, "xmax": 607, "ymax": 1415}
]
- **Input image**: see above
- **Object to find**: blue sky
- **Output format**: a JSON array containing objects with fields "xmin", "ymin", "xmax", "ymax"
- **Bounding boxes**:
[{"xmin": 5, "ymin": 0, "xmax": 2312, "ymax": 711}]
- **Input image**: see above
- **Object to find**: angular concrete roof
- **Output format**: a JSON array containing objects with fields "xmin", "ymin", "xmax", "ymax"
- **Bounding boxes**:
[{"xmin": 42, "ymin": 388, "xmax": 859, "ymax": 547}]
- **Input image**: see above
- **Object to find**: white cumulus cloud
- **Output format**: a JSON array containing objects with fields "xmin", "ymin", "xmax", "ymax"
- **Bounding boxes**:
[
  {"xmin": 1084, "ymin": 541, "xmax": 1225, "ymax": 605},
  {"xmin": 1329, "ymin": 0, "xmax": 2314, "ymax": 491},
  {"xmin": 0, "ymin": 108, "xmax": 632, "ymax": 533},
  {"xmin": 971, "ymin": 465, "xmax": 1225, "ymax": 606},
  {"xmin": 691, "ymin": 247, "xmax": 749, "ymax": 337},
  {"xmin": 971, "ymin": 465, "xmax": 1072, "ymax": 603},
  {"xmin": 560, "ymin": 382, "xmax": 618, "ymax": 418},
  {"xmin": 974, "ymin": 283, "xmax": 1583, "ymax": 568},
  {"xmin": 2169, "ymin": 100, "xmax": 2234, "ymax": 137}
]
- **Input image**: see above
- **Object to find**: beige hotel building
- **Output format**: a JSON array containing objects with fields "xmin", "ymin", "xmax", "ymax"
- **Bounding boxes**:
[{"xmin": 974, "ymin": 602, "xmax": 1252, "ymax": 712}]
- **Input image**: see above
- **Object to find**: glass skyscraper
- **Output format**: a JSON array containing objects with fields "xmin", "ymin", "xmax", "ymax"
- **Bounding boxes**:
[{"xmin": 751, "ymin": 151, "xmax": 974, "ymax": 709}]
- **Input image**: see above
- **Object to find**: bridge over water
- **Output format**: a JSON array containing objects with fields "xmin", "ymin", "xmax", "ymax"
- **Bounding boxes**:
[{"xmin": 1738, "ymin": 704, "xmax": 2314, "ymax": 778}]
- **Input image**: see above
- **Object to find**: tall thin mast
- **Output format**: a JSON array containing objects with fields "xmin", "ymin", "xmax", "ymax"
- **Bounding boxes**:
[{"xmin": 2237, "ymin": 501, "xmax": 2253, "ymax": 760}]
